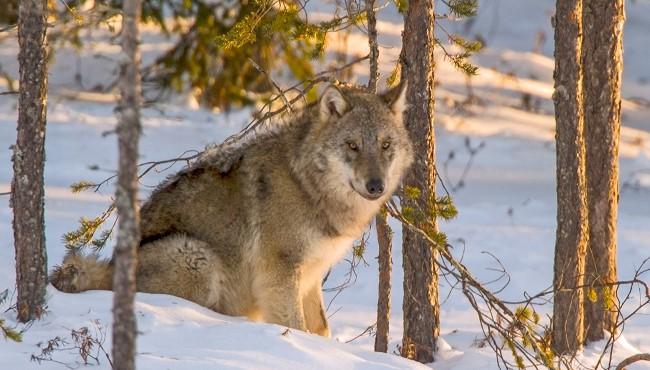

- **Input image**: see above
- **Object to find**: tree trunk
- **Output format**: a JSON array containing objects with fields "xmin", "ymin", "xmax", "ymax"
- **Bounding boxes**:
[
  {"xmin": 12, "ymin": 0, "xmax": 48, "ymax": 323},
  {"xmin": 364, "ymin": 0, "xmax": 392, "ymax": 353},
  {"xmin": 374, "ymin": 209, "xmax": 392, "ymax": 353},
  {"xmin": 582, "ymin": 0, "xmax": 624, "ymax": 342},
  {"xmin": 551, "ymin": 0, "xmax": 588, "ymax": 355},
  {"xmin": 365, "ymin": 0, "xmax": 379, "ymax": 92},
  {"xmin": 112, "ymin": 0, "xmax": 142, "ymax": 368},
  {"xmin": 400, "ymin": 0, "xmax": 439, "ymax": 362}
]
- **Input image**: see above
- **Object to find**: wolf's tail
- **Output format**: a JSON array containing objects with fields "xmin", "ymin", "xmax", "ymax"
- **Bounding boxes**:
[{"xmin": 50, "ymin": 254, "xmax": 113, "ymax": 293}]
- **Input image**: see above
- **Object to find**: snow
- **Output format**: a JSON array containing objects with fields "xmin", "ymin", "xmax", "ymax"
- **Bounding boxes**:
[{"xmin": 1, "ymin": 0, "xmax": 650, "ymax": 369}]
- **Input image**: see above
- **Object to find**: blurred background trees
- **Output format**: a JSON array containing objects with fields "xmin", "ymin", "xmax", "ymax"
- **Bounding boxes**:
[
  {"xmin": 0, "ymin": 0, "xmax": 329, "ymax": 109},
  {"xmin": 0, "ymin": 0, "xmax": 480, "ymax": 110}
]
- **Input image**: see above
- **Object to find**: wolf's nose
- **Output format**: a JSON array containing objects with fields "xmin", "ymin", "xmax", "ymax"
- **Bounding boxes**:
[{"xmin": 366, "ymin": 179, "xmax": 385, "ymax": 195}]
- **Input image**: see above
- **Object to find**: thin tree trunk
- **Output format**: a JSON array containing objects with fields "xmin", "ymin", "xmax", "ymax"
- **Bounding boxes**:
[
  {"xmin": 551, "ymin": 0, "xmax": 588, "ymax": 355},
  {"xmin": 582, "ymin": 0, "xmax": 624, "ymax": 342},
  {"xmin": 12, "ymin": 0, "xmax": 48, "ymax": 323},
  {"xmin": 400, "ymin": 0, "xmax": 439, "ymax": 362},
  {"xmin": 364, "ymin": 0, "xmax": 392, "ymax": 353},
  {"xmin": 374, "ymin": 209, "xmax": 392, "ymax": 353},
  {"xmin": 112, "ymin": 0, "xmax": 142, "ymax": 368},
  {"xmin": 366, "ymin": 0, "xmax": 379, "ymax": 92}
]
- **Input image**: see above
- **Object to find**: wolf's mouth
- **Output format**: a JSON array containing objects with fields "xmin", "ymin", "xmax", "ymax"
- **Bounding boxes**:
[
  {"xmin": 361, "ymin": 192, "xmax": 383, "ymax": 200},
  {"xmin": 349, "ymin": 181, "xmax": 383, "ymax": 201}
]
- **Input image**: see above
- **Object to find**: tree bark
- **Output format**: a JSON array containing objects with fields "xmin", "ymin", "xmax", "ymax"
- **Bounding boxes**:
[
  {"xmin": 364, "ymin": 0, "xmax": 392, "ymax": 353},
  {"xmin": 400, "ymin": 0, "xmax": 439, "ymax": 362},
  {"xmin": 365, "ymin": 0, "xmax": 379, "ymax": 92},
  {"xmin": 582, "ymin": 0, "xmax": 624, "ymax": 342},
  {"xmin": 112, "ymin": 0, "xmax": 142, "ymax": 368},
  {"xmin": 12, "ymin": 0, "xmax": 49, "ymax": 323},
  {"xmin": 551, "ymin": 0, "xmax": 588, "ymax": 355},
  {"xmin": 374, "ymin": 209, "xmax": 392, "ymax": 353}
]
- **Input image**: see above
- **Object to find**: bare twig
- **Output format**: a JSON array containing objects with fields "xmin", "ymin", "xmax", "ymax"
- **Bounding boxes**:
[
  {"xmin": 324, "ymin": 233, "xmax": 369, "ymax": 310},
  {"xmin": 81, "ymin": 150, "xmax": 200, "ymax": 194},
  {"xmin": 386, "ymin": 199, "xmax": 554, "ymax": 369},
  {"xmin": 0, "ymin": 24, "xmax": 17, "ymax": 33},
  {"xmin": 248, "ymin": 57, "xmax": 293, "ymax": 113},
  {"xmin": 389, "ymin": 194, "xmax": 650, "ymax": 369},
  {"xmin": 345, "ymin": 323, "xmax": 376, "ymax": 343},
  {"xmin": 615, "ymin": 353, "xmax": 650, "ymax": 370},
  {"xmin": 227, "ymin": 54, "xmax": 369, "ymax": 145},
  {"xmin": 442, "ymin": 136, "xmax": 485, "ymax": 192},
  {"xmin": 31, "ymin": 321, "xmax": 113, "ymax": 369}
]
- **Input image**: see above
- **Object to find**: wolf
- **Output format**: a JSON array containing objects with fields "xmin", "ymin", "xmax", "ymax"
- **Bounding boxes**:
[{"xmin": 51, "ymin": 82, "xmax": 414, "ymax": 337}]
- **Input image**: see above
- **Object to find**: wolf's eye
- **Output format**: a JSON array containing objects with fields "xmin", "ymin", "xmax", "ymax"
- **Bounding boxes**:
[
  {"xmin": 382, "ymin": 141, "xmax": 391, "ymax": 150},
  {"xmin": 347, "ymin": 141, "xmax": 359, "ymax": 151}
]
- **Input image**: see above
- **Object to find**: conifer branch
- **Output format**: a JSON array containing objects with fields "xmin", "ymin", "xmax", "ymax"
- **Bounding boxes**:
[{"xmin": 388, "ymin": 192, "xmax": 650, "ymax": 369}]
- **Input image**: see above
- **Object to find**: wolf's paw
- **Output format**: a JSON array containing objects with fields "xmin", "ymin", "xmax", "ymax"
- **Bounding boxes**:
[
  {"xmin": 315, "ymin": 325, "xmax": 331, "ymax": 338},
  {"xmin": 50, "ymin": 263, "xmax": 82, "ymax": 292}
]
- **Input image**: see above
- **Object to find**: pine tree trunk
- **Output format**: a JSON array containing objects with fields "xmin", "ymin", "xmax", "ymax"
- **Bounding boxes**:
[
  {"xmin": 374, "ymin": 209, "xmax": 392, "ymax": 353},
  {"xmin": 582, "ymin": 0, "xmax": 624, "ymax": 342},
  {"xmin": 551, "ymin": 0, "xmax": 588, "ymax": 355},
  {"xmin": 400, "ymin": 0, "xmax": 439, "ymax": 362},
  {"xmin": 365, "ymin": 0, "xmax": 379, "ymax": 92},
  {"xmin": 12, "ymin": 0, "xmax": 48, "ymax": 323},
  {"xmin": 364, "ymin": 0, "xmax": 392, "ymax": 353},
  {"xmin": 112, "ymin": 0, "xmax": 141, "ymax": 368}
]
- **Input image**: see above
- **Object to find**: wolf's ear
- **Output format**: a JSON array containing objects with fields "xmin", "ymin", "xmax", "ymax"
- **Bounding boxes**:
[
  {"xmin": 319, "ymin": 85, "xmax": 349, "ymax": 122},
  {"xmin": 381, "ymin": 80, "xmax": 408, "ymax": 114}
]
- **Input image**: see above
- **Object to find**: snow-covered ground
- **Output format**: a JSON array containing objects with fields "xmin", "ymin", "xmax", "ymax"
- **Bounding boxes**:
[{"xmin": 1, "ymin": 0, "xmax": 649, "ymax": 369}]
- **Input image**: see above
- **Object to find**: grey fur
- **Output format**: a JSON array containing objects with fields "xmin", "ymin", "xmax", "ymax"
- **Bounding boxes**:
[{"xmin": 51, "ymin": 83, "xmax": 413, "ymax": 337}]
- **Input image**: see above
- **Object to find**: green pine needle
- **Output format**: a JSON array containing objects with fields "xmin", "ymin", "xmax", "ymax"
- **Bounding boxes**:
[
  {"xmin": 404, "ymin": 186, "xmax": 421, "ymax": 200},
  {"xmin": 0, "ymin": 319, "xmax": 22, "ymax": 343},
  {"xmin": 70, "ymin": 181, "xmax": 95, "ymax": 193},
  {"xmin": 447, "ymin": 0, "xmax": 478, "ymax": 18}
]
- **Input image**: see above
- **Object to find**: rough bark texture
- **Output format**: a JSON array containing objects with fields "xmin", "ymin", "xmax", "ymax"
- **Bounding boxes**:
[
  {"xmin": 112, "ymin": 0, "xmax": 142, "ymax": 368},
  {"xmin": 374, "ymin": 209, "xmax": 392, "ymax": 353},
  {"xmin": 12, "ymin": 0, "xmax": 49, "ymax": 323},
  {"xmin": 551, "ymin": 0, "xmax": 588, "ymax": 355},
  {"xmin": 400, "ymin": 0, "xmax": 439, "ymax": 362},
  {"xmin": 582, "ymin": 0, "xmax": 624, "ymax": 342},
  {"xmin": 365, "ymin": 0, "xmax": 379, "ymax": 92},
  {"xmin": 364, "ymin": 0, "xmax": 391, "ymax": 353}
]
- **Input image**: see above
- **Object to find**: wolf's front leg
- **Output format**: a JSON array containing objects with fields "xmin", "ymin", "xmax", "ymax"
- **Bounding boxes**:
[
  {"xmin": 303, "ymin": 283, "xmax": 330, "ymax": 337},
  {"xmin": 255, "ymin": 264, "xmax": 307, "ymax": 332}
]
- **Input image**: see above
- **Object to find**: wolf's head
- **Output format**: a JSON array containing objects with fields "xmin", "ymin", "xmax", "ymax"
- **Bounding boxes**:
[{"xmin": 297, "ymin": 83, "xmax": 414, "ymax": 203}]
